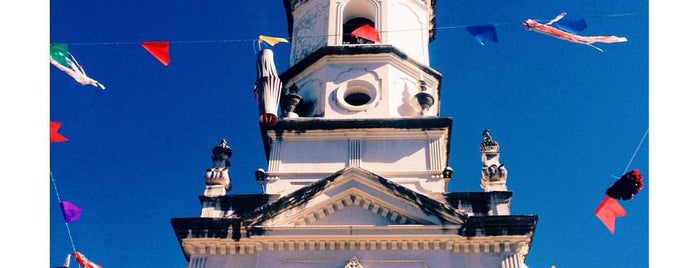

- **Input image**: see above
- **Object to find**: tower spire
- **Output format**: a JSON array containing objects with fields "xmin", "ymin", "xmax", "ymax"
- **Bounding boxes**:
[
  {"xmin": 204, "ymin": 139, "xmax": 232, "ymax": 197},
  {"xmin": 480, "ymin": 128, "xmax": 508, "ymax": 191}
]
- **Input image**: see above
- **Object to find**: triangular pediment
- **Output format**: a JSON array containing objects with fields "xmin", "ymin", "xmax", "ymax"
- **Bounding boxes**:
[{"xmin": 245, "ymin": 167, "xmax": 465, "ymax": 227}]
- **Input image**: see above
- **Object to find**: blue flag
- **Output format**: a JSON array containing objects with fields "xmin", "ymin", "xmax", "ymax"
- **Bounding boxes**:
[
  {"xmin": 555, "ymin": 17, "xmax": 588, "ymax": 34},
  {"xmin": 466, "ymin": 25, "xmax": 499, "ymax": 45}
]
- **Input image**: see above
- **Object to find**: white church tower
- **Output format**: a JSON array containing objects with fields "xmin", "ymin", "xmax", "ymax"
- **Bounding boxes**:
[{"xmin": 172, "ymin": 1, "xmax": 537, "ymax": 267}]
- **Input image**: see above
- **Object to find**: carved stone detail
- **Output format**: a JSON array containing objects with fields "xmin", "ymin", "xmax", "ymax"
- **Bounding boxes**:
[
  {"xmin": 345, "ymin": 256, "xmax": 364, "ymax": 268},
  {"xmin": 204, "ymin": 139, "xmax": 232, "ymax": 193},
  {"xmin": 479, "ymin": 129, "xmax": 508, "ymax": 191}
]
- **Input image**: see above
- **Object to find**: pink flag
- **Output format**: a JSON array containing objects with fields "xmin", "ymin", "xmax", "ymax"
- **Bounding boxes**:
[
  {"xmin": 60, "ymin": 201, "xmax": 82, "ymax": 223},
  {"xmin": 50, "ymin": 121, "xmax": 69, "ymax": 143},
  {"xmin": 594, "ymin": 196, "xmax": 627, "ymax": 234},
  {"xmin": 351, "ymin": 24, "xmax": 381, "ymax": 43},
  {"xmin": 141, "ymin": 41, "xmax": 170, "ymax": 66}
]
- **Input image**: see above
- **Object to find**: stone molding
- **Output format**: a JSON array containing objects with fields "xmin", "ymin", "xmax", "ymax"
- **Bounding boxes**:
[{"xmin": 180, "ymin": 235, "xmax": 532, "ymax": 256}]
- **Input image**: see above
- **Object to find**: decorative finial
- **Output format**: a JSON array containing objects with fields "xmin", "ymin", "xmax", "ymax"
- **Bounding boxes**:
[
  {"xmin": 283, "ymin": 84, "xmax": 302, "ymax": 118},
  {"xmin": 414, "ymin": 80, "xmax": 434, "ymax": 115},
  {"xmin": 479, "ymin": 128, "xmax": 507, "ymax": 192},
  {"xmin": 205, "ymin": 138, "xmax": 232, "ymax": 194},
  {"xmin": 212, "ymin": 139, "xmax": 233, "ymax": 168},
  {"xmin": 479, "ymin": 128, "xmax": 499, "ymax": 153}
]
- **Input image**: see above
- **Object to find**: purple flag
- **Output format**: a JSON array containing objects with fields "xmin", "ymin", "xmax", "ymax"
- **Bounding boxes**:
[{"xmin": 60, "ymin": 201, "xmax": 82, "ymax": 223}]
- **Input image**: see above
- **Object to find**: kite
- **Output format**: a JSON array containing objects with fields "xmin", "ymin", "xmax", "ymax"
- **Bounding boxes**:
[
  {"xmin": 351, "ymin": 24, "xmax": 381, "ymax": 43},
  {"xmin": 595, "ymin": 169, "xmax": 644, "ymax": 233},
  {"xmin": 141, "ymin": 41, "xmax": 170, "ymax": 66},
  {"xmin": 522, "ymin": 12, "xmax": 627, "ymax": 52},
  {"xmin": 50, "ymin": 43, "xmax": 105, "ymax": 90},
  {"xmin": 50, "ymin": 121, "xmax": 69, "ymax": 143},
  {"xmin": 73, "ymin": 251, "xmax": 102, "ymax": 268}
]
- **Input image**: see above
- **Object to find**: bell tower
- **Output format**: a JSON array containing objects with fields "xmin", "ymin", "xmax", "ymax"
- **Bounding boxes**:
[
  {"xmin": 280, "ymin": 0, "xmax": 439, "ymax": 120},
  {"xmin": 172, "ymin": 2, "xmax": 538, "ymax": 267},
  {"xmin": 260, "ymin": 0, "xmax": 448, "ymax": 201}
]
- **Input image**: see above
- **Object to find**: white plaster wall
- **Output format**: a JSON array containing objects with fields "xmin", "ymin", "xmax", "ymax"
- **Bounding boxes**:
[
  {"xmin": 289, "ymin": 59, "xmax": 437, "ymax": 119},
  {"xmin": 360, "ymin": 139, "xmax": 427, "ymax": 171},
  {"xmin": 387, "ymin": 65, "xmax": 439, "ymax": 117},
  {"xmin": 278, "ymin": 140, "xmax": 348, "ymax": 172},
  {"xmin": 291, "ymin": 0, "xmax": 330, "ymax": 65},
  {"xmin": 385, "ymin": 0, "xmax": 430, "ymax": 65}
]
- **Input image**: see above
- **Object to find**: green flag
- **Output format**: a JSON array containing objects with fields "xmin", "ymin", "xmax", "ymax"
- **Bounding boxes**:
[{"xmin": 49, "ymin": 43, "xmax": 105, "ymax": 89}]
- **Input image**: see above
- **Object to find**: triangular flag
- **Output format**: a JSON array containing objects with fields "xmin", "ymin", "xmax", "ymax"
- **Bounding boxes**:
[
  {"xmin": 594, "ymin": 195, "xmax": 627, "ymax": 234},
  {"xmin": 56, "ymin": 253, "xmax": 71, "ymax": 268},
  {"xmin": 555, "ymin": 17, "xmax": 588, "ymax": 34},
  {"xmin": 258, "ymin": 35, "xmax": 289, "ymax": 46},
  {"xmin": 466, "ymin": 25, "xmax": 499, "ymax": 45},
  {"xmin": 60, "ymin": 200, "xmax": 82, "ymax": 223},
  {"xmin": 73, "ymin": 252, "xmax": 102, "ymax": 268},
  {"xmin": 351, "ymin": 24, "xmax": 381, "ymax": 43},
  {"xmin": 141, "ymin": 41, "xmax": 170, "ymax": 66},
  {"xmin": 50, "ymin": 121, "xmax": 69, "ymax": 143},
  {"xmin": 50, "ymin": 43, "xmax": 105, "ymax": 89}
]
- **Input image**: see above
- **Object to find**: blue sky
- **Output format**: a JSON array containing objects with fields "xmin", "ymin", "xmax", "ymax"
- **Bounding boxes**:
[{"xmin": 8, "ymin": 0, "xmax": 694, "ymax": 267}]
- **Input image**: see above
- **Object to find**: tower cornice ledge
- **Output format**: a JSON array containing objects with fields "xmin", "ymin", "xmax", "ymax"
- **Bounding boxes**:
[
  {"xmin": 461, "ymin": 215, "xmax": 538, "ymax": 237},
  {"xmin": 260, "ymin": 117, "xmax": 452, "ymax": 160},
  {"xmin": 266, "ymin": 117, "xmax": 451, "ymax": 131},
  {"xmin": 279, "ymin": 45, "xmax": 442, "ymax": 88}
]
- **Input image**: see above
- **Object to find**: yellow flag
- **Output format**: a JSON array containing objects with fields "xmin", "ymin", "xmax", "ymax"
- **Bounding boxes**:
[{"xmin": 258, "ymin": 35, "xmax": 289, "ymax": 46}]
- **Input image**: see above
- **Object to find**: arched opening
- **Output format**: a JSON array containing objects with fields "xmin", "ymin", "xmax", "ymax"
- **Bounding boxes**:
[
  {"xmin": 343, "ymin": 17, "xmax": 375, "ymax": 44},
  {"xmin": 340, "ymin": 0, "xmax": 378, "ymax": 45}
]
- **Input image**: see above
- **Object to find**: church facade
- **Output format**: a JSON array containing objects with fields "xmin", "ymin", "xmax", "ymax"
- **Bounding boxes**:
[{"xmin": 171, "ymin": 1, "xmax": 537, "ymax": 267}]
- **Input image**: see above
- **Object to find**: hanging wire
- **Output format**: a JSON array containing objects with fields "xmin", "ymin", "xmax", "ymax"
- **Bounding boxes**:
[
  {"xmin": 52, "ymin": 11, "xmax": 645, "ymax": 47},
  {"xmin": 51, "ymin": 171, "xmax": 78, "ymax": 253},
  {"xmin": 622, "ymin": 128, "xmax": 649, "ymax": 174}
]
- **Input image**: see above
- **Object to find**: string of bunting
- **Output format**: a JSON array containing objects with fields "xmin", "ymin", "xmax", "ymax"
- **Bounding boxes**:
[{"xmin": 50, "ymin": 10, "xmax": 644, "ymax": 268}]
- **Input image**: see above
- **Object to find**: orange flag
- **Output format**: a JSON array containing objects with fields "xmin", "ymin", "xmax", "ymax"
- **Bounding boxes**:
[
  {"xmin": 141, "ymin": 41, "xmax": 170, "ymax": 66},
  {"xmin": 50, "ymin": 121, "xmax": 68, "ymax": 143},
  {"xmin": 594, "ymin": 196, "xmax": 627, "ymax": 234}
]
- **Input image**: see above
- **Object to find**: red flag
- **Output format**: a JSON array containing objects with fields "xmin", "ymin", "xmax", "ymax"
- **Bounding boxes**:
[
  {"xmin": 351, "ymin": 24, "xmax": 381, "ymax": 43},
  {"xmin": 141, "ymin": 41, "xmax": 170, "ymax": 66},
  {"xmin": 50, "ymin": 121, "xmax": 68, "ymax": 143},
  {"xmin": 73, "ymin": 252, "xmax": 102, "ymax": 268},
  {"xmin": 594, "ymin": 196, "xmax": 627, "ymax": 234}
]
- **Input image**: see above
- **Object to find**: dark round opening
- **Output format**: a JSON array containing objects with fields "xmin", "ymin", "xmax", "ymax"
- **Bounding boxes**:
[{"xmin": 345, "ymin": 92, "xmax": 371, "ymax": 106}]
